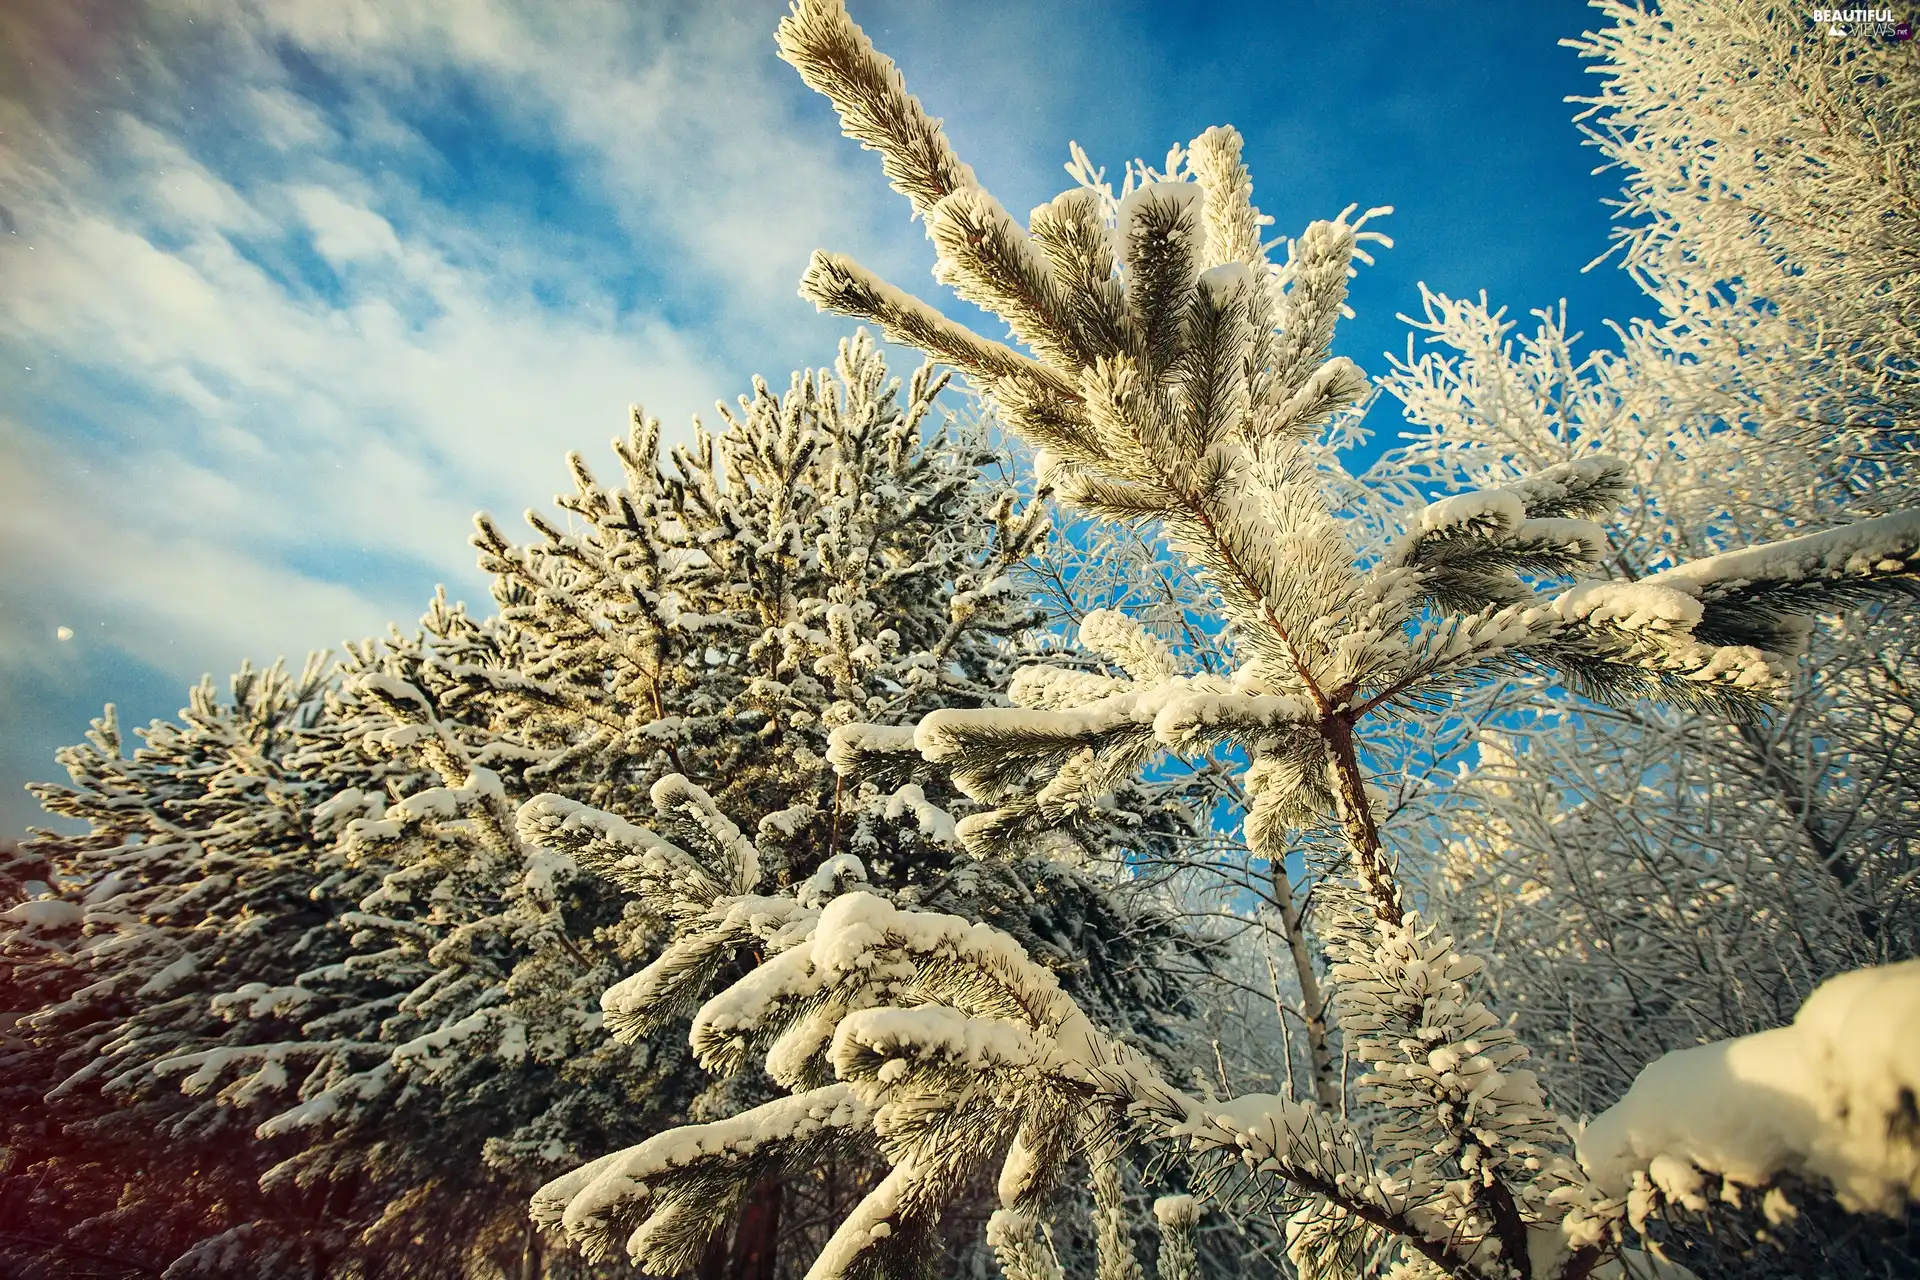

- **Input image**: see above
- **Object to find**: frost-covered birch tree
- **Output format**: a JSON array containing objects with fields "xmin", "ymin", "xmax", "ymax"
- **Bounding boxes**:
[
  {"xmin": 1570, "ymin": 0, "xmax": 1919, "ymax": 452},
  {"xmin": 532, "ymin": 5, "xmax": 1920, "ymax": 1279}
]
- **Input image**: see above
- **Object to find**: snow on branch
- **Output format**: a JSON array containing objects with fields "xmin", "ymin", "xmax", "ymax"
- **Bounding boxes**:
[
  {"xmin": 516, "ymin": 792, "xmax": 729, "ymax": 920},
  {"xmin": 530, "ymin": 1084, "xmax": 874, "ymax": 1267},
  {"xmin": 775, "ymin": 0, "xmax": 977, "ymax": 218},
  {"xmin": 1646, "ymin": 509, "xmax": 1920, "ymax": 596},
  {"xmin": 1643, "ymin": 509, "xmax": 1920, "ymax": 653},
  {"xmin": 1577, "ymin": 958, "xmax": 1920, "ymax": 1228},
  {"xmin": 598, "ymin": 894, "xmax": 804, "ymax": 1041}
]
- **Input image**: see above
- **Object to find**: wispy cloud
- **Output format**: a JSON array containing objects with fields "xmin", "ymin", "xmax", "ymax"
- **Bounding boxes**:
[{"xmin": 0, "ymin": 0, "xmax": 915, "ymax": 829}]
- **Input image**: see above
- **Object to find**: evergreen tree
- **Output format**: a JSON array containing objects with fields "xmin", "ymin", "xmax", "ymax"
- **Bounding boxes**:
[
  {"xmin": 1, "ymin": 660, "xmax": 375, "ymax": 1278},
  {"xmin": 533, "ymin": 5, "xmax": 1920, "ymax": 1278},
  {"xmin": 142, "ymin": 335, "xmax": 1195, "ymax": 1278}
]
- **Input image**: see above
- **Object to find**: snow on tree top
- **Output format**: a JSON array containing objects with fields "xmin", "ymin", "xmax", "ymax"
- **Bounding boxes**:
[
  {"xmin": 1116, "ymin": 179, "xmax": 1204, "ymax": 251},
  {"xmin": 1196, "ymin": 260, "xmax": 1258, "ymax": 302},
  {"xmin": 1152, "ymin": 1194, "xmax": 1200, "ymax": 1227}
]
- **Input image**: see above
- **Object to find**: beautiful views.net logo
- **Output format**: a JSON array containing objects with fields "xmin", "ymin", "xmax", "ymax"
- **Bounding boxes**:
[{"xmin": 1809, "ymin": 7, "xmax": 1915, "ymax": 37}]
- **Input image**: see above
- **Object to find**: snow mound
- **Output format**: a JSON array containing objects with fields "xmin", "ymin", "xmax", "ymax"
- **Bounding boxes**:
[
  {"xmin": 1153, "ymin": 1193, "xmax": 1200, "ymax": 1227},
  {"xmin": 1578, "ymin": 958, "xmax": 1920, "ymax": 1217}
]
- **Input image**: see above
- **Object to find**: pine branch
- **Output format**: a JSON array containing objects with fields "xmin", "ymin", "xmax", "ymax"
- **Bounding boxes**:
[{"xmin": 775, "ymin": 0, "xmax": 977, "ymax": 218}]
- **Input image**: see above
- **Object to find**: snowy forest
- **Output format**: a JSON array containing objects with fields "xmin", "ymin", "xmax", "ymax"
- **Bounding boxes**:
[{"xmin": 4, "ymin": 1, "xmax": 1918, "ymax": 1278}]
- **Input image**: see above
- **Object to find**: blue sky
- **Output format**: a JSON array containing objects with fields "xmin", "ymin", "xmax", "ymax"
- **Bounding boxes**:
[{"xmin": 0, "ymin": 0, "xmax": 1655, "ymax": 836}]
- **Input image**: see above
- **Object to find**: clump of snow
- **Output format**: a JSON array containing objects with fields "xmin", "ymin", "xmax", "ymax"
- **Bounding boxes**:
[
  {"xmin": 1550, "ymin": 581, "xmax": 1703, "ymax": 633},
  {"xmin": 650, "ymin": 774, "xmax": 759, "ymax": 894},
  {"xmin": 1150, "ymin": 690, "xmax": 1311, "ymax": 750},
  {"xmin": 824, "ymin": 722, "xmax": 917, "ymax": 776},
  {"xmin": 530, "ymin": 1083, "xmax": 873, "ymax": 1259},
  {"xmin": 948, "ymin": 573, "xmax": 1015, "ymax": 624},
  {"xmin": 1404, "ymin": 604, "xmax": 1549, "ymax": 669},
  {"xmin": 346, "ymin": 672, "xmax": 432, "ymax": 710},
  {"xmin": 798, "ymin": 853, "xmax": 870, "ymax": 908},
  {"xmin": 1419, "ymin": 488, "xmax": 1526, "ymax": 536},
  {"xmin": 1153, "ymin": 1194, "xmax": 1200, "ymax": 1227},
  {"xmin": 312, "ymin": 787, "xmax": 382, "ymax": 837},
  {"xmin": 1197, "ymin": 261, "xmax": 1256, "ymax": 302},
  {"xmin": 517, "ymin": 792, "xmax": 726, "ymax": 910},
  {"xmin": 359, "ymin": 768, "xmax": 506, "ymax": 834},
  {"xmin": 1675, "ymin": 641, "xmax": 1775, "ymax": 687},
  {"xmin": 136, "ymin": 953, "xmax": 199, "ymax": 998},
  {"xmin": 832, "ymin": 1004, "xmax": 1039, "ymax": 1079},
  {"xmin": 756, "ymin": 803, "xmax": 817, "ymax": 840},
  {"xmin": 882, "ymin": 784, "xmax": 958, "ymax": 846},
  {"xmin": 598, "ymin": 894, "xmax": 801, "ymax": 1037},
  {"xmin": 1578, "ymin": 957, "xmax": 1920, "ymax": 1218},
  {"xmin": 987, "ymin": 1206, "xmax": 1065, "ymax": 1280},
  {"xmin": 1116, "ymin": 180, "xmax": 1203, "ymax": 258},
  {"xmin": 0, "ymin": 898, "xmax": 83, "ymax": 930},
  {"xmin": 521, "ymin": 847, "xmax": 578, "ymax": 900},
  {"xmin": 210, "ymin": 982, "xmax": 314, "ymax": 1020}
]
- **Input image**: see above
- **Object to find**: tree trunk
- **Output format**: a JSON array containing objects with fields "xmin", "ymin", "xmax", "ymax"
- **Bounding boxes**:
[
  {"xmin": 1268, "ymin": 852, "xmax": 1341, "ymax": 1108},
  {"xmin": 516, "ymin": 1218, "xmax": 543, "ymax": 1280},
  {"xmin": 1320, "ymin": 713, "xmax": 1403, "ymax": 924},
  {"xmin": 697, "ymin": 1230, "xmax": 730, "ymax": 1280},
  {"xmin": 711, "ymin": 1175, "xmax": 781, "ymax": 1280}
]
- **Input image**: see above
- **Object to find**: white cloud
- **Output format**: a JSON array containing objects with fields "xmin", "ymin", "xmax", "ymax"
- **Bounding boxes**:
[
  {"xmin": 0, "ymin": 417, "xmax": 402, "ymax": 678},
  {"xmin": 291, "ymin": 185, "xmax": 405, "ymax": 263},
  {"xmin": 0, "ymin": 9, "xmax": 765, "ymax": 769},
  {"xmin": 167, "ymin": 0, "xmax": 929, "ymax": 315},
  {"xmin": 3, "ymin": 144, "xmax": 726, "ymax": 578},
  {"xmin": 0, "ymin": 0, "xmax": 1042, "ymax": 832}
]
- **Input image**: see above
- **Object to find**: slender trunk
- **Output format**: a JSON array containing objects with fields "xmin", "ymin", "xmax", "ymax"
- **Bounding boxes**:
[
  {"xmin": 1263, "ymin": 845, "xmax": 1340, "ymax": 1107},
  {"xmin": 516, "ymin": 1218, "xmax": 542, "ymax": 1280},
  {"xmin": 1320, "ymin": 714, "xmax": 1534, "ymax": 1276}
]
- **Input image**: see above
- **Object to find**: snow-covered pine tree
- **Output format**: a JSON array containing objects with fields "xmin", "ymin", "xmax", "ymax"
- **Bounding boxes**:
[
  {"xmin": 1362, "ymin": 7, "xmax": 1920, "ymax": 1271},
  {"xmin": 153, "ymin": 611, "xmax": 630, "ymax": 1279},
  {"xmin": 1, "ymin": 660, "xmax": 377, "ymax": 1278},
  {"xmin": 1371, "ymin": 0, "xmax": 1920, "ymax": 1142},
  {"xmin": 533, "ymin": 4, "xmax": 1920, "ymax": 1277},
  {"xmin": 159, "ymin": 334, "xmax": 1197, "ymax": 1279}
]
